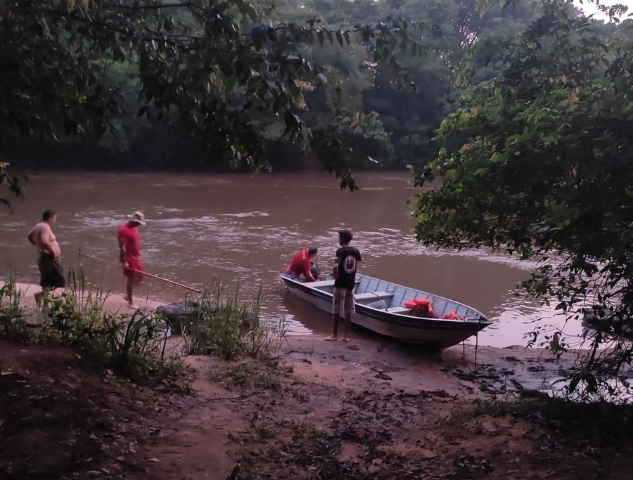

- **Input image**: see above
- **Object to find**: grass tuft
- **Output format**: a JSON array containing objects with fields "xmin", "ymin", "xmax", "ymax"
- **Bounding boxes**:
[
  {"xmin": 0, "ymin": 268, "xmax": 186, "ymax": 387},
  {"xmin": 181, "ymin": 280, "xmax": 288, "ymax": 360}
]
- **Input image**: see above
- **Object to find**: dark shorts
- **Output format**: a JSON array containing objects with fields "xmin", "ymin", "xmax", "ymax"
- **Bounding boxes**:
[{"xmin": 38, "ymin": 254, "xmax": 66, "ymax": 289}]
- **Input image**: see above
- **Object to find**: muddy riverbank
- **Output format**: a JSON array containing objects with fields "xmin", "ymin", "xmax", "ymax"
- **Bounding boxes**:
[{"xmin": 4, "ymin": 281, "xmax": 632, "ymax": 480}]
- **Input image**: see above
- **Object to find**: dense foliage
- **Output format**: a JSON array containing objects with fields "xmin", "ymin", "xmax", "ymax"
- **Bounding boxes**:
[
  {"xmin": 412, "ymin": 0, "xmax": 633, "ymax": 399},
  {"xmin": 0, "ymin": 0, "xmax": 421, "ymax": 183},
  {"xmin": 0, "ymin": 0, "xmax": 539, "ymax": 179}
]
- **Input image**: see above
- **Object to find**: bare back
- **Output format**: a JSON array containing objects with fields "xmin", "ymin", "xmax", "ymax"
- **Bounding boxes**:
[{"xmin": 28, "ymin": 222, "xmax": 61, "ymax": 257}]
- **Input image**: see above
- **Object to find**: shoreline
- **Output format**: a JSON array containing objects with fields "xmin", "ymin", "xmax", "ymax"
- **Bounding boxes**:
[
  {"xmin": 278, "ymin": 333, "xmax": 571, "ymax": 399},
  {"xmin": 1, "ymin": 279, "xmax": 572, "ymax": 398},
  {"xmin": 6, "ymin": 281, "xmax": 627, "ymax": 480},
  {"xmin": 0, "ymin": 279, "xmax": 167, "ymax": 312}
]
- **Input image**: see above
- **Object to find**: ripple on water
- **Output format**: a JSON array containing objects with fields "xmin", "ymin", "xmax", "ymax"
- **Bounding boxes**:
[
  {"xmin": 1, "ymin": 222, "xmax": 27, "ymax": 230},
  {"xmin": 74, "ymin": 211, "xmax": 126, "ymax": 229},
  {"xmin": 220, "ymin": 211, "xmax": 270, "ymax": 218},
  {"xmin": 478, "ymin": 289, "xmax": 583, "ymax": 348},
  {"xmin": 154, "ymin": 207, "xmax": 185, "ymax": 214}
]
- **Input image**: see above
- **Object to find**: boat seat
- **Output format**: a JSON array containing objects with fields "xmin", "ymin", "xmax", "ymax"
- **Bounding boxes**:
[
  {"xmin": 355, "ymin": 291, "xmax": 394, "ymax": 302},
  {"xmin": 310, "ymin": 279, "xmax": 361, "ymax": 289},
  {"xmin": 386, "ymin": 306, "xmax": 411, "ymax": 315},
  {"xmin": 310, "ymin": 279, "xmax": 336, "ymax": 288}
]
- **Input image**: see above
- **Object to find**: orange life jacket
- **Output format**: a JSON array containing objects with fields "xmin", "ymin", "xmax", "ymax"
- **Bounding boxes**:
[
  {"xmin": 441, "ymin": 310, "xmax": 465, "ymax": 321},
  {"xmin": 404, "ymin": 298, "xmax": 436, "ymax": 318}
]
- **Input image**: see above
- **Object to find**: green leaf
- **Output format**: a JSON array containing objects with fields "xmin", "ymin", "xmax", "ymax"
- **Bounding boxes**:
[
  {"xmin": 236, "ymin": 0, "xmax": 257, "ymax": 21},
  {"xmin": 335, "ymin": 31, "xmax": 344, "ymax": 47},
  {"xmin": 225, "ymin": 77, "xmax": 237, "ymax": 93},
  {"xmin": 137, "ymin": 105, "xmax": 149, "ymax": 117}
]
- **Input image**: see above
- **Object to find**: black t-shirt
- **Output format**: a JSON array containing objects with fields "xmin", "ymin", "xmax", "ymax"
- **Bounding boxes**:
[{"xmin": 334, "ymin": 246, "xmax": 362, "ymax": 289}]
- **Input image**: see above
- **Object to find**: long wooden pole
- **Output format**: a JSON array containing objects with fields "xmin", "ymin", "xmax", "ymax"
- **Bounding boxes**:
[{"xmin": 81, "ymin": 253, "xmax": 203, "ymax": 294}]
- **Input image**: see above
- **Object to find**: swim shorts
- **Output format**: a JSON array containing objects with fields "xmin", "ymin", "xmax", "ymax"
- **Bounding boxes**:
[
  {"xmin": 332, "ymin": 287, "xmax": 355, "ymax": 316},
  {"xmin": 38, "ymin": 253, "xmax": 66, "ymax": 289}
]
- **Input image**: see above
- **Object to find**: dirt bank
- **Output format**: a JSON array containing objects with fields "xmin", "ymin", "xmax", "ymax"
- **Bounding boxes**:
[
  {"xmin": 0, "ymin": 340, "xmax": 189, "ymax": 480},
  {"xmin": 1, "ymin": 280, "xmax": 166, "ymax": 312},
  {"xmin": 146, "ymin": 337, "xmax": 632, "ymax": 480},
  {"xmin": 2, "ymin": 281, "xmax": 632, "ymax": 480}
]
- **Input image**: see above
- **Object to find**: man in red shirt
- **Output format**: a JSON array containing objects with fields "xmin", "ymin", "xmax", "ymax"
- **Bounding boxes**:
[
  {"xmin": 117, "ymin": 211, "xmax": 146, "ymax": 308},
  {"xmin": 285, "ymin": 247, "xmax": 319, "ymax": 282}
]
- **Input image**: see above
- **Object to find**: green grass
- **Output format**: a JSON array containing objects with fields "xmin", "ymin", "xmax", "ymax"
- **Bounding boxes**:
[
  {"xmin": 181, "ymin": 280, "xmax": 288, "ymax": 360},
  {"xmin": 1, "ymin": 268, "xmax": 185, "ymax": 386}
]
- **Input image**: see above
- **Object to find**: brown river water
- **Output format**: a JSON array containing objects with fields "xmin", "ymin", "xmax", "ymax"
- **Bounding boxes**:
[{"xmin": 0, "ymin": 171, "xmax": 583, "ymax": 347}]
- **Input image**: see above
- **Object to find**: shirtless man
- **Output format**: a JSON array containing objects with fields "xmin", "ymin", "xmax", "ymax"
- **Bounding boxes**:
[{"xmin": 27, "ymin": 210, "xmax": 65, "ymax": 302}]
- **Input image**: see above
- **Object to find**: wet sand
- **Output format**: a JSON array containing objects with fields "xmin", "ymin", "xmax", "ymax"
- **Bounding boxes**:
[{"xmin": 2, "ymin": 280, "xmax": 167, "ymax": 313}]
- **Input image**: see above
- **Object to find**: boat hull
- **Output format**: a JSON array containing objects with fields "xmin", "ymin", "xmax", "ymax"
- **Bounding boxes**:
[{"xmin": 282, "ymin": 276, "xmax": 489, "ymax": 348}]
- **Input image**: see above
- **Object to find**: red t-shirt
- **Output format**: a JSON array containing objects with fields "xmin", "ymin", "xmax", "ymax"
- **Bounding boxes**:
[
  {"xmin": 117, "ymin": 223, "xmax": 143, "ymax": 270},
  {"xmin": 285, "ymin": 248, "xmax": 313, "ymax": 280}
]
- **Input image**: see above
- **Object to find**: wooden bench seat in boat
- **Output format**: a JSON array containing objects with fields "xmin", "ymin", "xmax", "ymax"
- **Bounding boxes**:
[
  {"xmin": 355, "ymin": 291, "xmax": 394, "ymax": 302},
  {"xmin": 386, "ymin": 306, "xmax": 411, "ymax": 314},
  {"xmin": 310, "ymin": 279, "xmax": 362, "ymax": 289},
  {"xmin": 310, "ymin": 279, "xmax": 336, "ymax": 288}
]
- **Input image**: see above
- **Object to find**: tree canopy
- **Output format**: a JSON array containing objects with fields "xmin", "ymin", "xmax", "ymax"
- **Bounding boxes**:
[
  {"xmin": 1, "ymin": 0, "xmax": 436, "ymax": 189},
  {"xmin": 0, "ymin": 0, "xmax": 541, "ymax": 183},
  {"xmin": 412, "ymin": 0, "xmax": 633, "ymax": 398}
]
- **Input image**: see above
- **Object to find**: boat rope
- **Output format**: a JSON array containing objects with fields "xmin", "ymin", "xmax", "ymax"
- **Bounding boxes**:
[{"xmin": 474, "ymin": 332, "xmax": 479, "ymax": 371}]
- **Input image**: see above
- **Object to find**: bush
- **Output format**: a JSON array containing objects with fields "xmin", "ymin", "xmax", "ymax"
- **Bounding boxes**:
[
  {"xmin": 0, "ymin": 277, "xmax": 26, "ymax": 340},
  {"xmin": 0, "ymin": 271, "xmax": 184, "ymax": 385},
  {"xmin": 181, "ymin": 281, "xmax": 287, "ymax": 360}
]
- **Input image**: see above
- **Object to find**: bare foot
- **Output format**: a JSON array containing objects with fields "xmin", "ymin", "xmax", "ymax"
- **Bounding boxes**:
[
  {"xmin": 324, "ymin": 336, "xmax": 338, "ymax": 341},
  {"xmin": 342, "ymin": 337, "xmax": 350, "ymax": 343},
  {"xmin": 127, "ymin": 303, "xmax": 139, "ymax": 309}
]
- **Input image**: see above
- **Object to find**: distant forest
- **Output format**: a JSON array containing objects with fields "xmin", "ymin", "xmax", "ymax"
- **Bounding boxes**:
[{"xmin": 0, "ymin": 0, "xmax": 618, "ymax": 173}]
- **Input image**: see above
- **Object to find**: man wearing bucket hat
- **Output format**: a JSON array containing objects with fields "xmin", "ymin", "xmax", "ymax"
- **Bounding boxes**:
[{"xmin": 117, "ymin": 211, "xmax": 146, "ymax": 308}]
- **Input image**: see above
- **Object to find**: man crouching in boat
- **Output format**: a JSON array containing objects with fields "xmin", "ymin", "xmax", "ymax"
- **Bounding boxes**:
[
  {"xmin": 284, "ymin": 247, "xmax": 319, "ymax": 282},
  {"xmin": 326, "ymin": 229, "xmax": 361, "ymax": 343}
]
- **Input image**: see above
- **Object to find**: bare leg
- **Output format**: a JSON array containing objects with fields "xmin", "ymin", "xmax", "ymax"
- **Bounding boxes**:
[
  {"xmin": 126, "ymin": 277, "xmax": 134, "ymax": 307},
  {"xmin": 342, "ymin": 313, "xmax": 351, "ymax": 342},
  {"xmin": 35, "ymin": 288, "xmax": 53, "ymax": 308},
  {"xmin": 126, "ymin": 276, "xmax": 139, "ymax": 308},
  {"xmin": 325, "ymin": 314, "xmax": 339, "ymax": 341}
]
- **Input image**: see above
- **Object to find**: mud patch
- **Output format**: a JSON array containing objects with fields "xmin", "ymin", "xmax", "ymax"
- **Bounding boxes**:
[{"xmin": 0, "ymin": 341, "xmax": 188, "ymax": 480}]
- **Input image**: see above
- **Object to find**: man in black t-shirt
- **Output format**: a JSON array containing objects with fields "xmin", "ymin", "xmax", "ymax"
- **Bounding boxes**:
[{"xmin": 326, "ymin": 229, "xmax": 362, "ymax": 342}]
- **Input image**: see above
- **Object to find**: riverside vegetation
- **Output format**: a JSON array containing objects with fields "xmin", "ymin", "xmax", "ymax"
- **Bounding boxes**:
[
  {"xmin": 2, "ymin": 274, "xmax": 633, "ymax": 479},
  {"xmin": 0, "ymin": 271, "xmax": 286, "ymax": 479}
]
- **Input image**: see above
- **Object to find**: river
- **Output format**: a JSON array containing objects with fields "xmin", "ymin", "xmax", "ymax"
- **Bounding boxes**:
[{"xmin": 0, "ymin": 171, "xmax": 582, "ymax": 347}]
